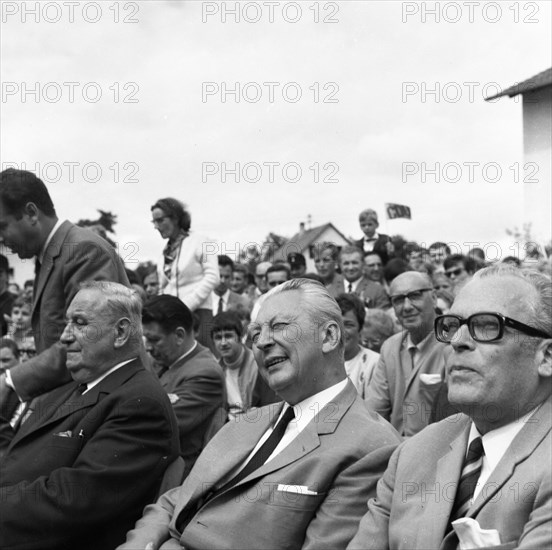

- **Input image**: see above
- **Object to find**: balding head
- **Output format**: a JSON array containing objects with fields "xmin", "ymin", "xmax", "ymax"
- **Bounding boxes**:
[{"xmin": 389, "ymin": 271, "xmax": 436, "ymax": 343}]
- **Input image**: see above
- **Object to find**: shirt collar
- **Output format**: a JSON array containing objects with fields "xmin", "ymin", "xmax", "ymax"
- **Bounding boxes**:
[
  {"xmin": 168, "ymin": 341, "xmax": 198, "ymax": 369},
  {"xmin": 467, "ymin": 407, "xmax": 538, "ymax": 468},
  {"xmin": 82, "ymin": 358, "xmax": 135, "ymax": 394},
  {"xmin": 279, "ymin": 379, "xmax": 348, "ymax": 433},
  {"xmin": 38, "ymin": 218, "xmax": 64, "ymax": 264},
  {"xmin": 364, "ymin": 232, "xmax": 379, "ymax": 242}
]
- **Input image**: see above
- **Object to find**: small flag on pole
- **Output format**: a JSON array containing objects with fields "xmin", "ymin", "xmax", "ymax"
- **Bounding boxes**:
[{"xmin": 385, "ymin": 203, "xmax": 411, "ymax": 220}]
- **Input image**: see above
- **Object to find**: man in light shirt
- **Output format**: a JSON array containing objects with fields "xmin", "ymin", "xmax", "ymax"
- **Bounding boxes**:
[
  {"xmin": 0, "ymin": 282, "xmax": 180, "ymax": 550},
  {"xmin": 349, "ymin": 265, "xmax": 552, "ymax": 550},
  {"xmin": 119, "ymin": 279, "xmax": 401, "ymax": 550}
]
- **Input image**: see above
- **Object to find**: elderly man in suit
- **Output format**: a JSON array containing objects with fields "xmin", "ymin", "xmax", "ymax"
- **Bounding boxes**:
[
  {"xmin": 0, "ymin": 168, "xmax": 129, "ymax": 411},
  {"xmin": 349, "ymin": 265, "xmax": 552, "ymax": 550},
  {"xmin": 0, "ymin": 281, "xmax": 180, "ymax": 550},
  {"xmin": 142, "ymin": 295, "xmax": 225, "ymax": 476},
  {"xmin": 365, "ymin": 271, "xmax": 450, "ymax": 437},
  {"xmin": 119, "ymin": 278, "xmax": 401, "ymax": 550},
  {"xmin": 329, "ymin": 245, "xmax": 390, "ymax": 310}
]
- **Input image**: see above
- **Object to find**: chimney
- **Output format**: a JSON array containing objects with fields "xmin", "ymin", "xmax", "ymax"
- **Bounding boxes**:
[{"xmin": 299, "ymin": 222, "xmax": 305, "ymax": 235}]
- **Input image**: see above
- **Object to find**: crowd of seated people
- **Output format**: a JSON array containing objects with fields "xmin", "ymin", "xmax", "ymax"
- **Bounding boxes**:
[{"xmin": 1, "ymin": 169, "xmax": 551, "ymax": 549}]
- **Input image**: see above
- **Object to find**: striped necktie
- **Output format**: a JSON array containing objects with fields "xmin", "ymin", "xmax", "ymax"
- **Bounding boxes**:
[{"xmin": 450, "ymin": 436, "xmax": 485, "ymax": 522}]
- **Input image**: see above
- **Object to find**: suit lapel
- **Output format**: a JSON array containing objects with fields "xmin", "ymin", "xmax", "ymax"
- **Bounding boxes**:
[
  {"xmin": 32, "ymin": 221, "xmax": 72, "ymax": 317},
  {"xmin": 417, "ymin": 420, "xmax": 470, "ymax": 549},
  {"xmin": 181, "ymin": 402, "xmax": 285, "ymax": 508},
  {"xmin": 227, "ymin": 382, "xmax": 357, "ymax": 491},
  {"xmin": 468, "ymin": 396, "xmax": 552, "ymax": 517},
  {"xmin": 12, "ymin": 359, "xmax": 142, "ymax": 444}
]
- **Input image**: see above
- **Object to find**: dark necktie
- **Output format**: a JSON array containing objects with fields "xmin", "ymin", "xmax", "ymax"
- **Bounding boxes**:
[
  {"xmin": 33, "ymin": 259, "xmax": 41, "ymax": 296},
  {"xmin": 175, "ymin": 406, "xmax": 295, "ymax": 533},
  {"xmin": 347, "ymin": 283, "xmax": 353, "ymax": 293},
  {"xmin": 217, "ymin": 296, "xmax": 223, "ymax": 315},
  {"xmin": 450, "ymin": 437, "xmax": 485, "ymax": 522}
]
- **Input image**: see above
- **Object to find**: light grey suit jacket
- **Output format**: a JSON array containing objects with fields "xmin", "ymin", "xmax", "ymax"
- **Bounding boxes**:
[
  {"xmin": 119, "ymin": 381, "xmax": 401, "ymax": 550},
  {"xmin": 348, "ymin": 395, "xmax": 552, "ymax": 550},
  {"xmin": 365, "ymin": 330, "xmax": 450, "ymax": 436}
]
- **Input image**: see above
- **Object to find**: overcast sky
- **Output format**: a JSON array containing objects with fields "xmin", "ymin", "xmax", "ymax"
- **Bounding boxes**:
[{"xmin": 2, "ymin": 0, "xmax": 551, "ymax": 280}]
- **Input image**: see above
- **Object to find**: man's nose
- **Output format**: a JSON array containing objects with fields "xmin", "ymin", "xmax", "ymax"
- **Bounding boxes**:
[
  {"xmin": 450, "ymin": 324, "xmax": 475, "ymax": 351},
  {"xmin": 255, "ymin": 325, "xmax": 274, "ymax": 350},
  {"xmin": 60, "ymin": 323, "xmax": 74, "ymax": 343}
]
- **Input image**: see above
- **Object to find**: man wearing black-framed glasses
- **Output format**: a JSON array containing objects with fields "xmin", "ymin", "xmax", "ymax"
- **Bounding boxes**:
[
  {"xmin": 365, "ymin": 271, "xmax": 450, "ymax": 437},
  {"xmin": 349, "ymin": 265, "xmax": 552, "ymax": 550}
]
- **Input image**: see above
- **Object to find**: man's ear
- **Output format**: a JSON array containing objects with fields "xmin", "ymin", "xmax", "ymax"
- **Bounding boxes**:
[
  {"xmin": 24, "ymin": 202, "xmax": 39, "ymax": 223},
  {"xmin": 174, "ymin": 326, "xmax": 188, "ymax": 343},
  {"xmin": 536, "ymin": 339, "xmax": 552, "ymax": 378},
  {"xmin": 113, "ymin": 318, "xmax": 133, "ymax": 348},
  {"xmin": 321, "ymin": 321, "xmax": 341, "ymax": 354}
]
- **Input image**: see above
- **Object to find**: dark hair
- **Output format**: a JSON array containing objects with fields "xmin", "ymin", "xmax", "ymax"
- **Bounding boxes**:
[
  {"xmin": 444, "ymin": 254, "xmax": 477, "ymax": 274},
  {"xmin": 211, "ymin": 311, "xmax": 244, "ymax": 338},
  {"xmin": 218, "ymin": 255, "xmax": 234, "ymax": 269},
  {"xmin": 125, "ymin": 268, "xmax": 140, "ymax": 285},
  {"xmin": 335, "ymin": 293, "xmax": 366, "ymax": 331},
  {"xmin": 151, "ymin": 197, "xmax": 191, "ymax": 231},
  {"xmin": 266, "ymin": 263, "xmax": 291, "ymax": 280},
  {"xmin": 0, "ymin": 168, "xmax": 56, "ymax": 218},
  {"xmin": 142, "ymin": 295, "xmax": 193, "ymax": 333},
  {"xmin": 0, "ymin": 337, "xmax": 19, "ymax": 360},
  {"xmin": 383, "ymin": 258, "xmax": 411, "ymax": 284}
]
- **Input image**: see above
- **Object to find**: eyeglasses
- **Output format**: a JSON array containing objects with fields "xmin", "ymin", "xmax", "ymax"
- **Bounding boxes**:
[
  {"xmin": 151, "ymin": 215, "xmax": 170, "ymax": 226},
  {"xmin": 18, "ymin": 348, "xmax": 37, "ymax": 357},
  {"xmin": 434, "ymin": 312, "xmax": 550, "ymax": 343},
  {"xmin": 390, "ymin": 288, "xmax": 433, "ymax": 308},
  {"xmin": 445, "ymin": 267, "xmax": 465, "ymax": 278}
]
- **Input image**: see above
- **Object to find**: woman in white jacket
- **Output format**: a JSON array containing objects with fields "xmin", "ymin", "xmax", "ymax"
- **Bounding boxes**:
[{"xmin": 151, "ymin": 198, "xmax": 219, "ymax": 346}]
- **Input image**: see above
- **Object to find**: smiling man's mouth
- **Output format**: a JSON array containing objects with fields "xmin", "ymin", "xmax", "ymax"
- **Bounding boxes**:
[{"xmin": 265, "ymin": 357, "xmax": 287, "ymax": 368}]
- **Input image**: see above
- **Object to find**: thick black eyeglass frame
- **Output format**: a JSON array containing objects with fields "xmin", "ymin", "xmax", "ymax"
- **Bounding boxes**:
[{"xmin": 434, "ymin": 312, "xmax": 551, "ymax": 343}]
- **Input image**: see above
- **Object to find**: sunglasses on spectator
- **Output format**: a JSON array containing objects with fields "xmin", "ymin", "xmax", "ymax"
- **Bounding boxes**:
[{"xmin": 434, "ymin": 312, "xmax": 550, "ymax": 343}]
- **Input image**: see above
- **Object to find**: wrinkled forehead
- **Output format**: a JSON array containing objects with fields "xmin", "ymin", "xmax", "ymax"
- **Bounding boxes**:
[{"xmin": 451, "ymin": 276, "xmax": 536, "ymax": 320}]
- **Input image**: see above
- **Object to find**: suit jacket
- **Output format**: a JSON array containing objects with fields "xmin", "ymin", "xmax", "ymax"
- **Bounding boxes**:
[
  {"xmin": 156, "ymin": 343, "xmax": 225, "ymax": 475},
  {"xmin": 10, "ymin": 221, "xmax": 129, "ymax": 400},
  {"xmin": 118, "ymin": 381, "xmax": 402, "ymax": 550},
  {"xmin": 326, "ymin": 274, "xmax": 390, "ymax": 309},
  {"xmin": 0, "ymin": 359, "xmax": 180, "ymax": 550},
  {"xmin": 353, "ymin": 234, "xmax": 393, "ymax": 265},
  {"xmin": 348, "ymin": 395, "xmax": 552, "ymax": 550},
  {"xmin": 365, "ymin": 330, "xmax": 450, "ymax": 437}
]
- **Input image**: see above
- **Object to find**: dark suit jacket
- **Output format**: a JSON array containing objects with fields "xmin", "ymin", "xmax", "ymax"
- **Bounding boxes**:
[
  {"xmin": 0, "ymin": 359, "xmax": 180, "ymax": 550},
  {"xmin": 119, "ymin": 381, "xmax": 401, "ymax": 550},
  {"xmin": 326, "ymin": 274, "xmax": 390, "ymax": 309},
  {"xmin": 10, "ymin": 221, "xmax": 129, "ymax": 400},
  {"xmin": 353, "ymin": 234, "xmax": 394, "ymax": 265},
  {"xmin": 155, "ymin": 343, "xmax": 225, "ymax": 475},
  {"xmin": 348, "ymin": 395, "xmax": 552, "ymax": 550}
]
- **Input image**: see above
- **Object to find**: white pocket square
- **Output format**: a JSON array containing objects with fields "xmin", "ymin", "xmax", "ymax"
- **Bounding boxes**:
[
  {"xmin": 277, "ymin": 484, "xmax": 318, "ymax": 495},
  {"xmin": 54, "ymin": 430, "xmax": 73, "ymax": 438},
  {"xmin": 419, "ymin": 374, "xmax": 442, "ymax": 385}
]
